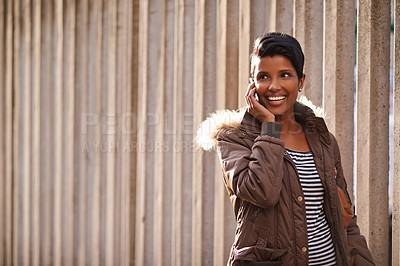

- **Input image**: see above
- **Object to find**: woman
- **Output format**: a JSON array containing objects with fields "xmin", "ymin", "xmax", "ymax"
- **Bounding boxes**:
[{"xmin": 196, "ymin": 33, "xmax": 374, "ymax": 265}]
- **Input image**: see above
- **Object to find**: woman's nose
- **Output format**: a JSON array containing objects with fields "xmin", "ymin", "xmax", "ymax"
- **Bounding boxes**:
[{"xmin": 268, "ymin": 78, "xmax": 280, "ymax": 91}]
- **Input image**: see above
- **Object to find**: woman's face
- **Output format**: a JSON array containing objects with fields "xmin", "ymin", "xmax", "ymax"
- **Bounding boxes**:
[{"xmin": 253, "ymin": 55, "xmax": 305, "ymax": 121}]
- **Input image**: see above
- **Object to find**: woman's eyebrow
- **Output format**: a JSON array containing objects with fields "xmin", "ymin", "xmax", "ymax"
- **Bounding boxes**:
[
  {"xmin": 279, "ymin": 69, "xmax": 295, "ymax": 72},
  {"xmin": 256, "ymin": 71, "xmax": 269, "ymax": 76}
]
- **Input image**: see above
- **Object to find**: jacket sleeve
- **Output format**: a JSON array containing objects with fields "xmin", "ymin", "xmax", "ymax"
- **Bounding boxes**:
[
  {"xmin": 216, "ymin": 123, "xmax": 285, "ymax": 209},
  {"xmin": 332, "ymin": 135, "xmax": 375, "ymax": 265}
]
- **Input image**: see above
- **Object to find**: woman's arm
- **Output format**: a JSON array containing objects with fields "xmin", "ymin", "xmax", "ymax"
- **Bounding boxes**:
[
  {"xmin": 332, "ymin": 135, "xmax": 375, "ymax": 265},
  {"xmin": 216, "ymin": 122, "xmax": 285, "ymax": 209}
]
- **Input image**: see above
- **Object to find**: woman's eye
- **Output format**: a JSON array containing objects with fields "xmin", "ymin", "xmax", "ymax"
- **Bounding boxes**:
[
  {"xmin": 281, "ymin": 73, "xmax": 291, "ymax": 78},
  {"xmin": 258, "ymin": 74, "xmax": 269, "ymax": 80}
]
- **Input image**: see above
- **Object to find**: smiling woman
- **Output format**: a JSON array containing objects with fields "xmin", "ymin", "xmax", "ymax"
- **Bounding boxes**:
[
  {"xmin": 250, "ymin": 55, "xmax": 304, "ymax": 119},
  {"xmin": 196, "ymin": 32, "xmax": 375, "ymax": 266},
  {"xmin": 250, "ymin": 55, "xmax": 308, "ymax": 152}
]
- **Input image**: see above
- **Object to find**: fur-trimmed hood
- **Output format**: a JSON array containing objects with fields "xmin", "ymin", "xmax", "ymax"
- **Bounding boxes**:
[{"xmin": 195, "ymin": 96, "xmax": 325, "ymax": 151}]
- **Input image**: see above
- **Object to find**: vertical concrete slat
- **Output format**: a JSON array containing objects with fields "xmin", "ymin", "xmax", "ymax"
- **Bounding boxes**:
[
  {"xmin": 105, "ymin": 0, "xmax": 117, "ymax": 265},
  {"xmin": 31, "ymin": 1, "xmax": 41, "ymax": 266},
  {"xmin": 12, "ymin": 0, "xmax": 20, "ymax": 263},
  {"xmin": 214, "ymin": 0, "xmax": 238, "ymax": 265},
  {"xmin": 253, "ymin": 3, "xmax": 276, "ymax": 66},
  {"xmin": 4, "ymin": 1, "xmax": 13, "ymax": 264},
  {"xmin": 75, "ymin": 0, "xmax": 88, "ymax": 264},
  {"xmin": 144, "ymin": 1, "xmax": 159, "ymax": 264},
  {"xmin": 0, "ymin": 1, "xmax": 5, "ymax": 263},
  {"xmin": 293, "ymin": 0, "xmax": 305, "ymax": 50},
  {"xmin": 238, "ymin": 0, "xmax": 251, "ymax": 108},
  {"xmin": 113, "ymin": 2, "xmax": 122, "ymax": 261},
  {"xmin": 40, "ymin": 1, "xmax": 54, "ymax": 264},
  {"xmin": 249, "ymin": 0, "xmax": 267, "ymax": 37},
  {"xmin": 172, "ymin": 1, "xmax": 185, "ymax": 265},
  {"xmin": 129, "ymin": 1, "xmax": 139, "ymax": 265},
  {"xmin": 135, "ymin": 0, "xmax": 150, "ymax": 264},
  {"xmin": 113, "ymin": 1, "xmax": 127, "ymax": 262},
  {"xmin": 293, "ymin": 0, "xmax": 323, "ymax": 106},
  {"xmin": 53, "ymin": 0, "xmax": 63, "ymax": 264},
  {"xmin": 153, "ymin": 1, "xmax": 167, "ymax": 265},
  {"xmin": 356, "ymin": 0, "xmax": 391, "ymax": 264},
  {"xmin": 88, "ymin": 0, "xmax": 103, "ymax": 264},
  {"xmin": 163, "ymin": 1, "xmax": 174, "ymax": 264},
  {"xmin": 268, "ymin": 0, "xmax": 293, "ymax": 34},
  {"xmin": 193, "ymin": 1, "xmax": 216, "ymax": 265},
  {"xmin": 215, "ymin": 0, "xmax": 226, "ymax": 258},
  {"xmin": 193, "ymin": 1, "xmax": 206, "ymax": 264},
  {"xmin": 85, "ymin": 3, "xmax": 93, "ymax": 264},
  {"xmin": 22, "ymin": 0, "xmax": 32, "ymax": 264},
  {"xmin": 63, "ymin": 1, "xmax": 75, "ymax": 264},
  {"xmin": 221, "ymin": 0, "xmax": 239, "ymax": 110},
  {"xmin": 153, "ymin": 0, "xmax": 174, "ymax": 265},
  {"xmin": 0, "ymin": 1, "xmax": 14, "ymax": 266},
  {"xmin": 139, "ymin": 0, "xmax": 160, "ymax": 261},
  {"xmin": 182, "ymin": 1, "xmax": 195, "ymax": 264},
  {"xmin": 323, "ymin": 0, "xmax": 356, "ymax": 200},
  {"xmin": 275, "ymin": 0, "xmax": 293, "ymax": 34},
  {"xmin": 120, "ymin": 1, "xmax": 127, "ymax": 263},
  {"xmin": 264, "ymin": 0, "xmax": 275, "ymax": 32},
  {"xmin": 393, "ymin": 0, "xmax": 400, "ymax": 264},
  {"xmin": 119, "ymin": 0, "xmax": 134, "ymax": 264},
  {"xmin": 172, "ymin": 1, "xmax": 195, "ymax": 265}
]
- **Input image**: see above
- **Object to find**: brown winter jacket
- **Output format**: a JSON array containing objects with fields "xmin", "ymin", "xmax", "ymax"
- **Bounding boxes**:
[{"xmin": 196, "ymin": 101, "xmax": 375, "ymax": 266}]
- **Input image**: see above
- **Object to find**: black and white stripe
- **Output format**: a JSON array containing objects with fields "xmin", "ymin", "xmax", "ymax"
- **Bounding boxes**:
[{"xmin": 286, "ymin": 148, "xmax": 337, "ymax": 266}]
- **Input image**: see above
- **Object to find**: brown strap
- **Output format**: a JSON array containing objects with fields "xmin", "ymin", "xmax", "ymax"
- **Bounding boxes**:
[
  {"xmin": 337, "ymin": 186, "xmax": 355, "ymax": 266},
  {"xmin": 337, "ymin": 186, "xmax": 353, "ymax": 230}
]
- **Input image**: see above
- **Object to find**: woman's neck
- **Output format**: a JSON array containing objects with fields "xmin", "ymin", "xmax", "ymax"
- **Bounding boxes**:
[{"xmin": 276, "ymin": 112, "xmax": 302, "ymax": 135}]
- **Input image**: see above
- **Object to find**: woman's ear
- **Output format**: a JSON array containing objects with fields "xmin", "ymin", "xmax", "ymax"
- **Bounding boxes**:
[{"xmin": 298, "ymin": 74, "xmax": 306, "ymax": 92}]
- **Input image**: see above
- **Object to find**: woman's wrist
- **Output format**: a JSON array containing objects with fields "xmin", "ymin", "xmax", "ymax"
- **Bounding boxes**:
[
  {"xmin": 258, "ymin": 112, "xmax": 276, "ymax": 123},
  {"xmin": 261, "ymin": 122, "xmax": 282, "ymax": 138},
  {"xmin": 250, "ymin": 110, "xmax": 275, "ymax": 123}
]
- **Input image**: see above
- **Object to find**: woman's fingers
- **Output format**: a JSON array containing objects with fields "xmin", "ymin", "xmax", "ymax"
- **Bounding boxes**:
[
  {"xmin": 245, "ymin": 83, "xmax": 253, "ymax": 110},
  {"xmin": 246, "ymin": 88, "xmax": 253, "ymax": 106},
  {"xmin": 245, "ymin": 86, "xmax": 276, "ymax": 122},
  {"xmin": 245, "ymin": 81, "xmax": 255, "ymax": 98},
  {"xmin": 249, "ymin": 88, "xmax": 257, "ymax": 102},
  {"xmin": 246, "ymin": 87, "xmax": 258, "ymax": 113},
  {"xmin": 245, "ymin": 93, "xmax": 253, "ymax": 111}
]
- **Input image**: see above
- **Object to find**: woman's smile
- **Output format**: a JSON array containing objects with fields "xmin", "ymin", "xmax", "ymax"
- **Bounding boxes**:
[{"xmin": 266, "ymin": 95, "xmax": 287, "ymax": 106}]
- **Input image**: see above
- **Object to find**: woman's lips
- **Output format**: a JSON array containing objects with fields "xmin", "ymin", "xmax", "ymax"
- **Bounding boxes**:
[{"xmin": 267, "ymin": 95, "xmax": 287, "ymax": 106}]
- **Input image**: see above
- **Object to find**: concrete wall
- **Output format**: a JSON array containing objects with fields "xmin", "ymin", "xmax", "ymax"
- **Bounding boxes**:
[
  {"xmin": 393, "ymin": 1, "xmax": 400, "ymax": 265},
  {"xmin": 0, "ymin": 0, "xmax": 397, "ymax": 265}
]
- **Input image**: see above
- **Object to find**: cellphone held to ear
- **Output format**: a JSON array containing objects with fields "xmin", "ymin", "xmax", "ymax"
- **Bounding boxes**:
[{"xmin": 249, "ymin": 78, "xmax": 259, "ymax": 102}]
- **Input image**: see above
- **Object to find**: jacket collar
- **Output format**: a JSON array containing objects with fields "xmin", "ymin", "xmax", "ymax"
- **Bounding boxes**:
[
  {"xmin": 240, "ymin": 102, "xmax": 331, "ymax": 146},
  {"xmin": 194, "ymin": 97, "xmax": 330, "ymax": 151}
]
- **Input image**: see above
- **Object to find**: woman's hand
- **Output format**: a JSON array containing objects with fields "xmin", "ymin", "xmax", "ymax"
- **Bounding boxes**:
[{"xmin": 245, "ymin": 82, "xmax": 275, "ymax": 123}]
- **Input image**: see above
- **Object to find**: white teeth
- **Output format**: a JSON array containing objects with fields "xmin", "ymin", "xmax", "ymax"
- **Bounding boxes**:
[{"xmin": 268, "ymin": 96, "xmax": 286, "ymax": 101}]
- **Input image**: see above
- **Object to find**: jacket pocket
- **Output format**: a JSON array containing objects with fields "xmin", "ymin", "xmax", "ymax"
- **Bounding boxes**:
[
  {"xmin": 233, "ymin": 246, "xmax": 287, "ymax": 262},
  {"xmin": 239, "ymin": 260, "xmax": 281, "ymax": 266}
]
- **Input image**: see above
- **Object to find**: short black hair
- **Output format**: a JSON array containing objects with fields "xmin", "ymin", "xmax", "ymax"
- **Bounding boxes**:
[{"xmin": 250, "ymin": 32, "xmax": 304, "ymax": 80}]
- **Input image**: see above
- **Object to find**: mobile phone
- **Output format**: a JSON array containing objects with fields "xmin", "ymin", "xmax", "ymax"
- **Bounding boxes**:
[{"xmin": 249, "ymin": 77, "xmax": 259, "ymax": 102}]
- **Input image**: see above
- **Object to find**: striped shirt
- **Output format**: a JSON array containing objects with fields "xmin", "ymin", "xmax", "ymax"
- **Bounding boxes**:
[{"xmin": 286, "ymin": 148, "xmax": 337, "ymax": 266}]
